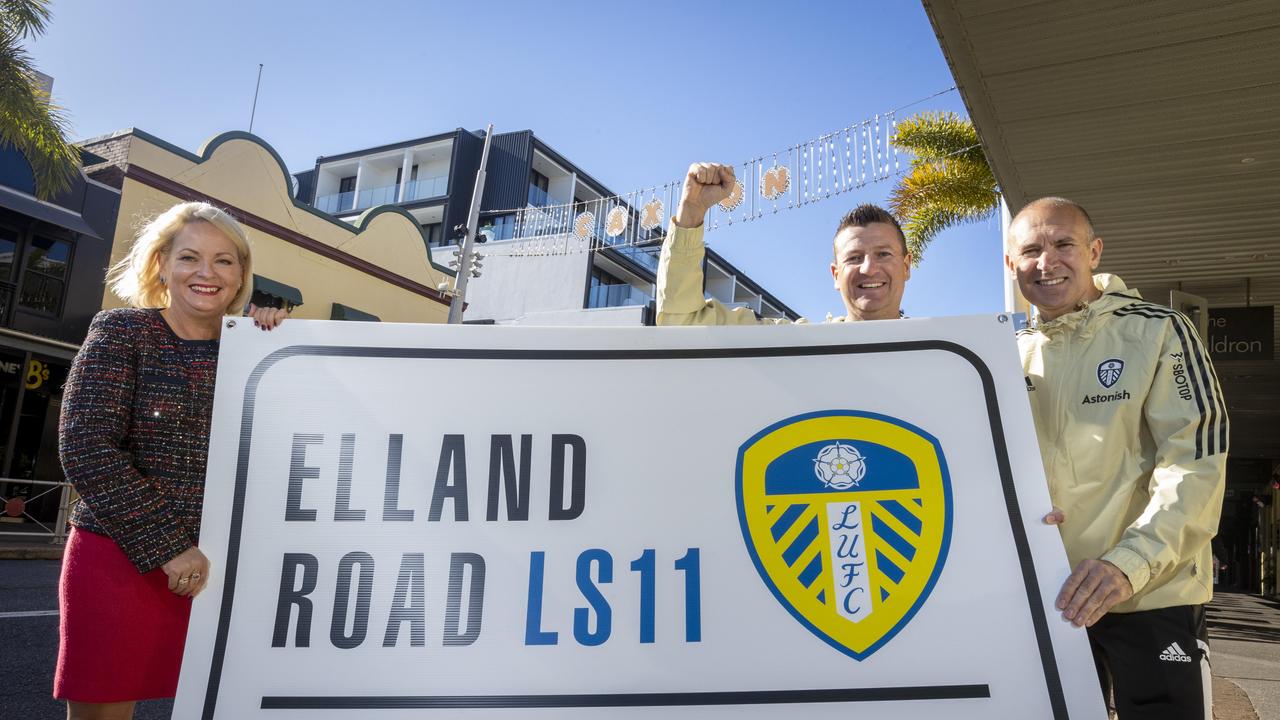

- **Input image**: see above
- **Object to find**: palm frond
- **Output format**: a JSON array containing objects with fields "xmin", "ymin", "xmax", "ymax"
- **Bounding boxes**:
[
  {"xmin": 891, "ymin": 111, "xmax": 985, "ymax": 164},
  {"xmin": 890, "ymin": 157, "xmax": 998, "ymax": 265},
  {"xmin": 886, "ymin": 111, "xmax": 1000, "ymax": 264},
  {"xmin": 0, "ymin": 28, "xmax": 77, "ymax": 199},
  {"xmin": 891, "ymin": 158, "xmax": 997, "ymax": 218},
  {"xmin": 0, "ymin": 0, "xmax": 51, "ymax": 38}
]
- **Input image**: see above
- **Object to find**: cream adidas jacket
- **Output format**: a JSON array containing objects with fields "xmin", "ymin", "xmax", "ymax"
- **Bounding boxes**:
[{"xmin": 1017, "ymin": 274, "xmax": 1228, "ymax": 612}]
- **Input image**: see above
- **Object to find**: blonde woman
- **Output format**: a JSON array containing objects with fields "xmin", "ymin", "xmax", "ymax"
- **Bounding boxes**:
[{"xmin": 54, "ymin": 202, "xmax": 285, "ymax": 720}]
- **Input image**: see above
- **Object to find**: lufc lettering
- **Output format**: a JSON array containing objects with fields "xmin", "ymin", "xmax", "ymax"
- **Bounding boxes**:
[
  {"xmin": 828, "ymin": 503, "xmax": 871, "ymax": 621},
  {"xmin": 270, "ymin": 432, "xmax": 702, "ymax": 651}
]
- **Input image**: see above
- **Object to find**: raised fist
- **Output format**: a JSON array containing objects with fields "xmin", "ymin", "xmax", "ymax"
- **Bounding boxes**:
[{"xmin": 674, "ymin": 162, "xmax": 735, "ymax": 228}]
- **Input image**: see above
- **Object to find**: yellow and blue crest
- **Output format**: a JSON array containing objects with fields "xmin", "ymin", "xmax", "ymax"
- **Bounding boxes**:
[{"xmin": 736, "ymin": 410, "xmax": 952, "ymax": 660}]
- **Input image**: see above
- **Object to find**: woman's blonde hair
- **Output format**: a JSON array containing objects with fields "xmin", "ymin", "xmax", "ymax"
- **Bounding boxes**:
[{"xmin": 107, "ymin": 201, "xmax": 254, "ymax": 311}]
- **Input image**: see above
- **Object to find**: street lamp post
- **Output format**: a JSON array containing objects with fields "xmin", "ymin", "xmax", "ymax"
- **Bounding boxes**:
[{"xmin": 448, "ymin": 124, "xmax": 494, "ymax": 324}]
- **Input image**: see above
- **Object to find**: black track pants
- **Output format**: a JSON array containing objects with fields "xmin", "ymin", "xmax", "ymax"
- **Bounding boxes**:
[{"xmin": 1086, "ymin": 604, "xmax": 1211, "ymax": 720}]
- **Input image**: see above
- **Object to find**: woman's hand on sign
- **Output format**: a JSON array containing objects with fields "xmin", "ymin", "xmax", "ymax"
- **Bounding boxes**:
[
  {"xmin": 161, "ymin": 545, "xmax": 211, "ymax": 597},
  {"xmin": 1043, "ymin": 507, "xmax": 1065, "ymax": 525},
  {"xmin": 247, "ymin": 303, "xmax": 288, "ymax": 331}
]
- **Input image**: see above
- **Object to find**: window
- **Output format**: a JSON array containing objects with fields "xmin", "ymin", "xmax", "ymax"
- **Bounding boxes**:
[
  {"xmin": 0, "ymin": 227, "xmax": 17, "ymax": 283},
  {"xmin": 250, "ymin": 275, "xmax": 303, "ymax": 312},
  {"xmin": 483, "ymin": 215, "xmax": 516, "ymax": 241},
  {"xmin": 395, "ymin": 164, "xmax": 419, "ymax": 185},
  {"xmin": 339, "ymin": 176, "xmax": 356, "ymax": 194},
  {"xmin": 528, "ymin": 170, "xmax": 551, "ymax": 207},
  {"xmin": 249, "ymin": 289, "xmax": 283, "ymax": 311},
  {"xmin": 422, "ymin": 222, "xmax": 443, "ymax": 247},
  {"xmin": 531, "ymin": 170, "xmax": 549, "ymax": 192},
  {"xmin": 18, "ymin": 236, "xmax": 71, "ymax": 315},
  {"xmin": 590, "ymin": 267, "xmax": 625, "ymax": 288},
  {"xmin": 587, "ymin": 267, "xmax": 637, "ymax": 309}
]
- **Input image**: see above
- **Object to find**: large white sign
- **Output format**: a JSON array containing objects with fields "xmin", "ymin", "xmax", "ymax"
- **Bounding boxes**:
[{"xmin": 175, "ymin": 315, "xmax": 1106, "ymax": 719}]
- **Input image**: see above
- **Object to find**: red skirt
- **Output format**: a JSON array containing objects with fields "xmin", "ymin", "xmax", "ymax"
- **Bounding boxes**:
[{"xmin": 54, "ymin": 527, "xmax": 192, "ymax": 702}]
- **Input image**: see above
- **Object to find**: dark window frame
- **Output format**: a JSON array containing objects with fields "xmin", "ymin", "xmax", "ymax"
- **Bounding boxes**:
[
  {"xmin": 15, "ymin": 232, "xmax": 74, "ymax": 319},
  {"xmin": 422, "ymin": 222, "xmax": 444, "ymax": 247},
  {"xmin": 530, "ymin": 170, "xmax": 549, "ymax": 192},
  {"xmin": 0, "ymin": 222, "xmax": 20, "ymax": 285}
]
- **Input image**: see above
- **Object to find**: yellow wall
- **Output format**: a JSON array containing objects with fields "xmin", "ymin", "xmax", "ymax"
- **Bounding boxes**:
[{"xmin": 100, "ymin": 132, "xmax": 452, "ymax": 324}]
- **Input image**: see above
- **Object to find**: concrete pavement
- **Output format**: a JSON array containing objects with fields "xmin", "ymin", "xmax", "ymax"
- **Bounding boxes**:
[
  {"xmin": 2, "ymin": 541, "xmax": 1275, "ymax": 719},
  {"xmin": 1208, "ymin": 591, "xmax": 1279, "ymax": 720}
]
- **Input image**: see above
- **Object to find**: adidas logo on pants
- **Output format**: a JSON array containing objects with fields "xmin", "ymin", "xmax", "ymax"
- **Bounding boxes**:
[{"xmin": 1159, "ymin": 642, "xmax": 1194, "ymax": 663}]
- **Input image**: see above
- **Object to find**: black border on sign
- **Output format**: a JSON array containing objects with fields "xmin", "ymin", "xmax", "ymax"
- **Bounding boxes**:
[{"xmin": 200, "ymin": 341, "xmax": 1068, "ymax": 719}]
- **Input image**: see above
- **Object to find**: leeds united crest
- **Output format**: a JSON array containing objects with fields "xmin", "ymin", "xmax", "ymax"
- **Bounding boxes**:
[
  {"xmin": 1097, "ymin": 358, "xmax": 1124, "ymax": 388},
  {"xmin": 736, "ymin": 410, "xmax": 952, "ymax": 660}
]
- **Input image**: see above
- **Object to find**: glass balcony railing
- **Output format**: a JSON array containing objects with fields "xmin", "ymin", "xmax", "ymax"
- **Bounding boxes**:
[
  {"xmin": 527, "ymin": 184, "xmax": 552, "ymax": 208},
  {"xmin": 355, "ymin": 183, "xmax": 400, "ymax": 209},
  {"xmin": 314, "ymin": 190, "xmax": 356, "ymax": 214},
  {"xmin": 314, "ymin": 174, "xmax": 450, "ymax": 215},
  {"xmin": 606, "ymin": 242, "xmax": 660, "ymax": 273},
  {"xmin": 404, "ymin": 175, "xmax": 448, "ymax": 202},
  {"xmin": 587, "ymin": 283, "xmax": 652, "ymax": 309}
]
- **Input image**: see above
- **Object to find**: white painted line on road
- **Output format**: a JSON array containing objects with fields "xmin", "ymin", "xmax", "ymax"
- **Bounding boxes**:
[{"xmin": 0, "ymin": 609, "xmax": 58, "ymax": 618}]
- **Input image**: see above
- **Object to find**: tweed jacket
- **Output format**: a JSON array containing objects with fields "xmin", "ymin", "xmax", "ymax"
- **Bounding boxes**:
[{"xmin": 59, "ymin": 308, "xmax": 219, "ymax": 573}]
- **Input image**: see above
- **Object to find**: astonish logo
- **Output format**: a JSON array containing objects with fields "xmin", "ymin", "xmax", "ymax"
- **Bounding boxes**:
[
  {"xmin": 736, "ymin": 411, "xmax": 952, "ymax": 660},
  {"xmin": 1082, "ymin": 390, "xmax": 1131, "ymax": 405}
]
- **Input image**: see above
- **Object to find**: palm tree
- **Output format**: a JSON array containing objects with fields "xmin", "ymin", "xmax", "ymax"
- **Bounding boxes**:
[
  {"xmin": 889, "ymin": 111, "xmax": 998, "ymax": 265},
  {"xmin": 0, "ymin": 0, "xmax": 77, "ymax": 199}
]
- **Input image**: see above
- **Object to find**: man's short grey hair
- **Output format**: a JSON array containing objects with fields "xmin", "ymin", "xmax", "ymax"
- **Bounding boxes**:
[{"xmin": 1012, "ymin": 196, "xmax": 1097, "ymax": 238}]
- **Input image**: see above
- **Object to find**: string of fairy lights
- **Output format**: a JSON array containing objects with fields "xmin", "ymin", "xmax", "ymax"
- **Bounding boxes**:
[{"xmin": 475, "ymin": 87, "xmax": 958, "ymax": 260}]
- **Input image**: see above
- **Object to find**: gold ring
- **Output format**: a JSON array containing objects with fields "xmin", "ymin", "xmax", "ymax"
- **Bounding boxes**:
[
  {"xmin": 178, "ymin": 577, "xmax": 190, "ymax": 584},
  {"xmin": 191, "ymin": 573, "xmax": 202, "ymax": 580}
]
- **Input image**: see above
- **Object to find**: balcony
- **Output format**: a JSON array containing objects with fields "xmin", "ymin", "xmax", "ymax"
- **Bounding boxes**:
[
  {"xmin": 587, "ymin": 283, "xmax": 652, "ymax": 309},
  {"xmin": 527, "ymin": 184, "xmax": 552, "ymax": 208},
  {"xmin": 500, "ymin": 205, "xmax": 661, "ymax": 273},
  {"xmin": 314, "ymin": 190, "xmax": 355, "ymax": 214},
  {"xmin": 314, "ymin": 174, "xmax": 449, "ymax": 215},
  {"xmin": 404, "ymin": 175, "xmax": 448, "ymax": 202},
  {"xmin": 605, "ymin": 242, "xmax": 659, "ymax": 273}
]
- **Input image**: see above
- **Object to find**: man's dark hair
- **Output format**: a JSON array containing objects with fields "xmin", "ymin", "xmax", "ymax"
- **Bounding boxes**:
[
  {"xmin": 834, "ymin": 204, "xmax": 908, "ymax": 257},
  {"xmin": 1012, "ymin": 196, "xmax": 1097, "ymax": 239}
]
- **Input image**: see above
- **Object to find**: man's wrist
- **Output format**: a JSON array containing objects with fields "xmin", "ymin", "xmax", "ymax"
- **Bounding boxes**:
[
  {"xmin": 1100, "ymin": 547, "xmax": 1149, "ymax": 595},
  {"xmin": 672, "ymin": 202, "xmax": 707, "ymax": 229}
]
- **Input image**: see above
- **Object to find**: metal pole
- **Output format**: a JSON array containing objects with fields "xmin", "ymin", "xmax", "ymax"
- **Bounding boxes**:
[
  {"xmin": 249, "ymin": 64, "xmax": 264, "ymax": 133},
  {"xmin": 448, "ymin": 124, "xmax": 494, "ymax": 324},
  {"xmin": 52, "ymin": 482, "xmax": 70, "ymax": 545}
]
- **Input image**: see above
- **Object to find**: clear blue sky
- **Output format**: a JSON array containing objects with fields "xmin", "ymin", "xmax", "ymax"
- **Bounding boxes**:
[{"xmin": 30, "ymin": 0, "xmax": 1004, "ymax": 320}]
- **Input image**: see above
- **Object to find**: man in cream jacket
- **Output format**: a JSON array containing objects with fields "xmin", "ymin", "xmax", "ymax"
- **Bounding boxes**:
[
  {"xmin": 657, "ymin": 162, "xmax": 911, "ymax": 325},
  {"xmin": 1009, "ymin": 196, "xmax": 1227, "ymax": 719}
]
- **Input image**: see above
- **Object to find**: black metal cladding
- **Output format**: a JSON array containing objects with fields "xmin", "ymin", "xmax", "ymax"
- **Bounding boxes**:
[
  {"xmin": 480, "ymin": 131, "xmax": 533, "ymax": 212},
  {"xmin": 444, "ymin": 130, "xmax": 484, "ymax": 240},
  {"xmin": 293, "ymin": 170, "xmax": 316, "ymax": 205}
]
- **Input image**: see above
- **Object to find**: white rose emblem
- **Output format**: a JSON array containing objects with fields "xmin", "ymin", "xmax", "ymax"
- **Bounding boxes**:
[{"xmin": 813, "ymin": 443, "xmax": 866, "ymax": 490}]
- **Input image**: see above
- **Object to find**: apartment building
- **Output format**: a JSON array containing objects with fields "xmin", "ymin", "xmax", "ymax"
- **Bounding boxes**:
[{"xmin": 296, "ymin": 128, "xmax": 799, "ymax": 325}]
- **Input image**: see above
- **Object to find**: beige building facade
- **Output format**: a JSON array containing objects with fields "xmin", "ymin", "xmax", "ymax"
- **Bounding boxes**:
[{"xmin": 80, "ymin": 129, "xmax": 454, "ymax": 323}]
